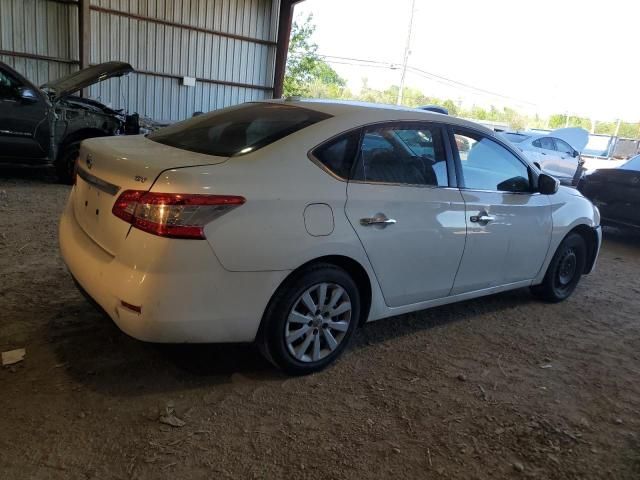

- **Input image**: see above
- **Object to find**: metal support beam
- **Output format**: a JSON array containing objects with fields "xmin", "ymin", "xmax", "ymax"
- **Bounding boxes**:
[
  {"xmin": 0, "ymin": 50, "xmax": 78, "ymax": 65},
  {"xmin": 79, "ymin": 0, "xmax": 90, "ymax": 69},
  {"xmin": 90, "ymin": 6, "xmax": 277, "ymax": 47},
  {"xmin": 128, "ymin": 67, "xmax": 273, "ymax": 92},
  {"xmin": 273, "ymin": 0, "xmax": 303, "ymax": 99},
  {"xmin": 78, "ymin": 0, "xmax": 90, "ymax": 97}
]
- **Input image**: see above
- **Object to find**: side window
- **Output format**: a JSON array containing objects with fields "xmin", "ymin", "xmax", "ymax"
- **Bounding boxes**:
[
  {"xmin": 538, "ymin": 137, "xmax": 555, "ymax": 150},
  {"xmin": 454, "ymin": 131, "xmax": 531, "ymax": 193},
  {"xmin": 554, "ymin": 138, "xmax": 573, "ymax": 155},
  {"xmin": 312, "ymin": 130, "xmax": 360, "ymax": 179},
  {"xmin": 352, "ymin": 124, "xmax": 448, "ymax": 187},
  {"xmin": 0, "ymin": 69, "xmax": 20, "ymax": 100}
]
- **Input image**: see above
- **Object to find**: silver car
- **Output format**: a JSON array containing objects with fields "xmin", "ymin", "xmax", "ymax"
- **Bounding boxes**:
[{"xmin": 501, "ymin": 131, "xmax": 585, "ymax": 186}]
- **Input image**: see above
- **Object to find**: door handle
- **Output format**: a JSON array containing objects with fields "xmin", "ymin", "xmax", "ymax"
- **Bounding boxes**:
[
  {"xmin": 470, "ymin": 213, "xmax": 495, "ymax": 224},
  {"xmin": 360, "ymin": 213, "xmax": 397, "ymax": 228}
]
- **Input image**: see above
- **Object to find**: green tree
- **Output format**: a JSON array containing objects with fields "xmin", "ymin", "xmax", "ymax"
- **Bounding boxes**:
[
  {"xmin": 594, "ymin": 121, "xmax": 615, "ymax": 135},
  {"xmin": 284, "ymin": 15, "xmax": 346, "ymax": 97},
  {"xmin": 618, "ymin": 122, "xmax": 640, "ymax": 138}
]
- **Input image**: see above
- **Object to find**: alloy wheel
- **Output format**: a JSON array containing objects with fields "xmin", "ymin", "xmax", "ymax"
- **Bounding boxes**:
[{"xmin": 284, "ymin": 282, "xmax": 352, "ymax": 363}]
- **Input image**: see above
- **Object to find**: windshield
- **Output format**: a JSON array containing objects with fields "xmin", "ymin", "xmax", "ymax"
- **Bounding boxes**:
[
  {"xmin": 501, "ymin": 133, "xmax": 529, "ymax": 143},
  {"xmin": 620, "ymin": 155, "xmax": 640, "ymax": 171},
  {"xmin": 148, "ymin": 103, "xmax": 331, "ymax": 157}
]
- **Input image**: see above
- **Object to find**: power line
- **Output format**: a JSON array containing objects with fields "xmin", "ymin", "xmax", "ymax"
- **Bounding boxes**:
[
  {"xmin": 321, "ymin": 59, "xmax": 397, "ymax": 70},
  {"xmin": 317, "ymin": 54, "xmax": 395, "ymax": 67},
  {"xmin": 406, "ymin": 65, "xmax": 538, "ymax": 107},
  {"xmin": 398, "ymin": 0, "xmax": 416, "ymax": 105},
  {"xmin": 317, "ymin": 52, "xmax": 538, "ymax": 107}
]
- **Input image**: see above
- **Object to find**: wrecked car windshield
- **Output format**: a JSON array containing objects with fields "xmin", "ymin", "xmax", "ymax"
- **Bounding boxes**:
[{"xmin": 148, "ymin": 103, "xmax": 331, "ymax": 157}]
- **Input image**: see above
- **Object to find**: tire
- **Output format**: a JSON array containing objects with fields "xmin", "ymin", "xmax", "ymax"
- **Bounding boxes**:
[
  {"xmin": 531, "ymin": 232, "xmax": 587, "ymax": 302},
  {"xmin": 260, "ymin": 263, "xmax": 360, "ymax": 375},
  {"xmin": 55, "ymin": 142, "xmax": 81, "ymax": 185}
]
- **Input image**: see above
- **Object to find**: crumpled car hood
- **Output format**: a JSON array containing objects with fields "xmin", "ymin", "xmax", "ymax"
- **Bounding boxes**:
[{"xmin": 41, "ymin": 61, "xmax": 133, "ymax": 101}]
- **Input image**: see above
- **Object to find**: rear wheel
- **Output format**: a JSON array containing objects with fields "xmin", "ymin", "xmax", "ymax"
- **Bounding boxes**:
[
  {"xmin": 55, "ymin": 142, "xmax": 81, "ymax": 184},
  {"xmin": 531, "ymin": 232, "xmax": 587, "ymax": 302},
  {"xmin": 261, "ymin": 264, "xmax": 360, "ymax": 375}
]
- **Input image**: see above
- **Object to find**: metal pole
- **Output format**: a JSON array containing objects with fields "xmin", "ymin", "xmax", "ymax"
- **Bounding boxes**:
[
  {"xmin": 273, "ymin": 0, "xmax": 298, "ymax": 99},
  {"xmin": 614, "ymin": 118, "xmax": 621, "ymax": 137},
  {"xmin": 78, "ymin": 0, "xmax": 91, "ymax": 97},
  {"xmin": 397, "ymin": 0, "xmax": 416, "ymax": 105}
]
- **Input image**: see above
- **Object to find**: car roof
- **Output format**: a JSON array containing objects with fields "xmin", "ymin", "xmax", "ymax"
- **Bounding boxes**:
[{"xmin": 260, "ymin": 98, "xmax": 496, "ymax": 136}]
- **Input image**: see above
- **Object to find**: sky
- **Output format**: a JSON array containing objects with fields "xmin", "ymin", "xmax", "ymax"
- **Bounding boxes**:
[{"xmin": 294, "ymin": 0, "xmax": 640, "ymax": 121}]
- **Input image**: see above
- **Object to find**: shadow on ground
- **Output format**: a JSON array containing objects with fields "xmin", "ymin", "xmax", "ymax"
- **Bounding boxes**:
[
  {"xmin": 46, "ymin": 286, "xmax": 537, "ymax": 397},
  {"xmin": 0, "ymin": 164, "xmax": 58, "ymax": 183}
]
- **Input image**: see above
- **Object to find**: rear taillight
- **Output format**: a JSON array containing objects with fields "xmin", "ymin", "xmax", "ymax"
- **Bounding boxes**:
[{"xmin": 112, "ymin": 190, "xmax": 245, "ymax": 239}]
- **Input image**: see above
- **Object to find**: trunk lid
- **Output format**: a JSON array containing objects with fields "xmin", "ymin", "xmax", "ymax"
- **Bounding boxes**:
[
  {"xmin": 549, "ymin": 127, "xmax": 589, "ymax": 153},
  {"xmin": 41, "ymin": 61, "xmax": 133, "ymax": 101},
  {"xmin": 73, "ymin": 135, "xmax": 229, "ymax": 255}
]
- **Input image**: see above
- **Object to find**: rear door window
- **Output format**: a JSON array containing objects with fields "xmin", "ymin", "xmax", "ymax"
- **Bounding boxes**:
[
  {"xmin": 533, "ymin": 137, "xmax": 556, "ymax": 151},
  {"xmin": 312, "ymin": 130, "xmax": 361, "ymax": 179},
  {"xmin": 148, "ymin": 103, "xmax": 331, "ymax": 157}
]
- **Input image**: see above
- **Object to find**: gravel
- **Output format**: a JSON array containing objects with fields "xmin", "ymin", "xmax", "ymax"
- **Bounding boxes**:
[{"xmin": 1, "ymin": 166, "xmax": 639, "ymax": 479}]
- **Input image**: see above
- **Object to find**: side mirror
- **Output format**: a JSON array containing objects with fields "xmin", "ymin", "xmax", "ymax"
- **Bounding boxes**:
[
  {"xmin": 538, "ymin": 173, "xmax": 559, "ymax": 195},
  {"xmin": 572, "ymin": 150, "xmax": 580, "ymax": 158},
  {"xmin": 17, "ymin": 86, "xmax": 38, "ymax": 103}
]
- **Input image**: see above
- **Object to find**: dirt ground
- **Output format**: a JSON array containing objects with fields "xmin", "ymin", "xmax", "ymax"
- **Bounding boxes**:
[{"xmin": 1, "ymin": 167, "xmax": 639, "ymax": 480}]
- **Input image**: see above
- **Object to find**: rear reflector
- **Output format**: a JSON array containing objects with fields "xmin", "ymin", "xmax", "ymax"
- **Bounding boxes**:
[{"xmin": 112, "ymin": 190, "xmax": 245, "ymax": 239}]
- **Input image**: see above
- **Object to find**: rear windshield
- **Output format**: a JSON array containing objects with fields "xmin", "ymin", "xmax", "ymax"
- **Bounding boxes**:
[
  {"xmin": 148, "ymin": 103, "xmax": 331, "ymax": 157},
  {"xmin": 501, "ymin": 133, "xmax": 529, "ymax": 143}
]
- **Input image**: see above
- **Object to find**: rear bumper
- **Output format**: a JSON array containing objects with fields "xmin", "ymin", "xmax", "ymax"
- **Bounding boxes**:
[{"xmin": 59, "ymin": 190, "xmax": 289, "ymax": 343}]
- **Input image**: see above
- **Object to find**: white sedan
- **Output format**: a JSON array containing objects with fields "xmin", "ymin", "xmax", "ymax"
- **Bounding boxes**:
[
  {"xmin": 59, "ymin": 100, "xmax": 602, "ymax": 374},
  {"xmin": 500, "ymin": 128, "xmax": 588, "ymax": 186}
]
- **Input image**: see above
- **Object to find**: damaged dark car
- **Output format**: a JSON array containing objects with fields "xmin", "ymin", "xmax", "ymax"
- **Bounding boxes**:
[{"xmin": 0, "ymin": 61, "xmax": 140, "ymax": 183}]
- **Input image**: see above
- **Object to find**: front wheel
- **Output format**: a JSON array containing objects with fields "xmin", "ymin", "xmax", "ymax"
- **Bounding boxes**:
[
  {"xmin": 261, "ymin": 264, "xmax": 360, "ymax": 375},
  {"xmin": 531, "ymin": 232, "xmax": 587, "ymax": 302},
  {"xmin": 55, "ymin": 142, "xmax": 81, "ymax": 184}
]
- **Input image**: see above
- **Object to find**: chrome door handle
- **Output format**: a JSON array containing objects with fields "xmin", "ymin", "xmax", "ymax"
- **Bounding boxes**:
[
  {"xmin": 360, "ymin": 213, "xmax": 397, "ymax": 228},
  {"xmin": 470, "ymin": 214, "xmax": 495, "ymax": 224}
]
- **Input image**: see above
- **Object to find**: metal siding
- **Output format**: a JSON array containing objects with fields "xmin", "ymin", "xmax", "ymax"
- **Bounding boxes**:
[
  {"xmin": 2, "ymin": 0, "xmax": 278, "ymax": 122},
  {"xmin": 0, "ymin": 0, "xmax": 79, "ymax": 83}
]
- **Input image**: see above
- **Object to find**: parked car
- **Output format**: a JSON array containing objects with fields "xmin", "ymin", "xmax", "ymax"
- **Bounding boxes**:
[
  {"xmin": 59, "ymin": 100, "xmax": 602, "ymax": 375},
  {"xmin": 500, "ymin": 128, "xmax": 588, "ymax": 186},
  {"xmin": 578, "ymin": 154, "xmax": 640, "ymax": 229},
  {"xmin": 0, "ymin": 61, "xmax": 138, "ymax": 183}
]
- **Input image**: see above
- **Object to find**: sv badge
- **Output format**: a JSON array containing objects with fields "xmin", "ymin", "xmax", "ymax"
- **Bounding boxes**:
[{"xmin": 134, "ymin": 175, "xmax": 147, "ymax": 183}]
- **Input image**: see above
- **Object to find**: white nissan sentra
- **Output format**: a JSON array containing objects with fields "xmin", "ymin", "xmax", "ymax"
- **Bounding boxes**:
[{"xmin": 59, "ymin": 100, "xmax": 602, "ymax": 374}]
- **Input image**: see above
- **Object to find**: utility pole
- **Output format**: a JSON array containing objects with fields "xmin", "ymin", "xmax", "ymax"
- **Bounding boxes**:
[
  {"xmin": 614, "ymin": 118, "xmax": 621, "ymax": 137},
  {"xmin": 397, "ymin": 0, "xmax": 416, "ymax": 105}
]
